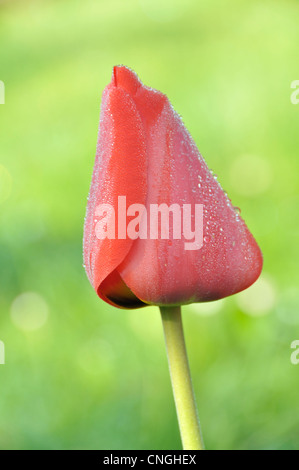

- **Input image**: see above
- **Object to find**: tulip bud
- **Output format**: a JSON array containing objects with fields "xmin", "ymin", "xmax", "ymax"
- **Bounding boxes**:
[{"xmin": 83, "ymin": 66, "xmax": 263, "ymax": 309}]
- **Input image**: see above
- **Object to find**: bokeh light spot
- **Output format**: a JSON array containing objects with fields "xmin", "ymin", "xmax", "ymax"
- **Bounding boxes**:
[
  {"xmin": 235, "ymin": 275, "xmax": 276, "ymax": 316},
  {"xmin": 10, "ymin": 292, "xmax": 49, "ymax": 331}
]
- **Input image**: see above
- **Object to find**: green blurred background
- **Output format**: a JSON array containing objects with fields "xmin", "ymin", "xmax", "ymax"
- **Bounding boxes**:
[{"xmin": 0, "ymin": 0, "xmax": 299, "ymax": 450}]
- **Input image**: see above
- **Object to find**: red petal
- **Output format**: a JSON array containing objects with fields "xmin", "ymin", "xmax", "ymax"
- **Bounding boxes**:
[{"xmin": 83, "ymin": 67, "xmax": 147, "ymax": 307}]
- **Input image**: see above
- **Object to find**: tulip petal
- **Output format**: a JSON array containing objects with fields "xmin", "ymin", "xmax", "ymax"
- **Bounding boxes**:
[{"xmin": 83, "ymin": 67, "xmax": 147, "ymax": 307}]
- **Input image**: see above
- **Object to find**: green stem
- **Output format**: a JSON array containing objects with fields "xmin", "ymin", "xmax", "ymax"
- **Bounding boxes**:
[{"xmin": 160, "ymin": 305, "xmax": 204, "ymax": 450}]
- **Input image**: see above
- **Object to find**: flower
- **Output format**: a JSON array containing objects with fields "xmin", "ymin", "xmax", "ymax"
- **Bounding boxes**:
[{"xmin": 83, "ymin": 66, "xmax": 263, "ymax": 309}]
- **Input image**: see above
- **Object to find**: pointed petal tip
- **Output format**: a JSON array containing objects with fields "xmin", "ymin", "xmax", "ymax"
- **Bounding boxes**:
[{"xmin": 111, "ymin": 65, "xmax": 142, "ymax": 95}]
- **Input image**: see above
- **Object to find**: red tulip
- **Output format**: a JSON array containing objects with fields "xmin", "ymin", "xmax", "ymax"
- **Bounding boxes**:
[{"xmin": 83, "ymin": 66, "xmax": 263, "ymax": 309}]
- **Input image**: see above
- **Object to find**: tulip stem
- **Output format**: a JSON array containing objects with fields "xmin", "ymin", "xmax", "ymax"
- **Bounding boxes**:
[{"xmin": 160, "ymin": 306, "xmax": 204, "ymax": 450}]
